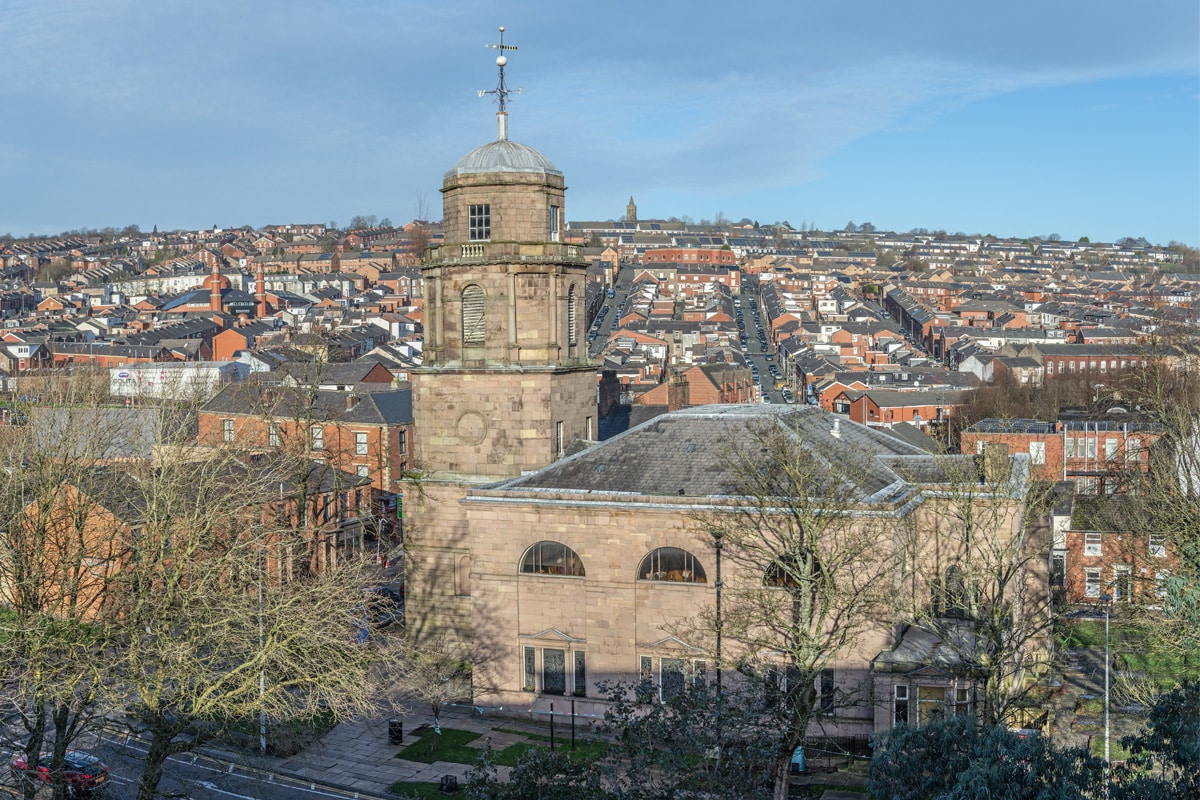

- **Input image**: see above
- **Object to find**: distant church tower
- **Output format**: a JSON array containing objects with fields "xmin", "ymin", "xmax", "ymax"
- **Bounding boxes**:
[
  {"xmin": 410, "ymin": 29, "xmax": 597, "ymax": 478},
  {"xmin": 626, "ymin": 196, "xmax": 637, "ymax": 222}
]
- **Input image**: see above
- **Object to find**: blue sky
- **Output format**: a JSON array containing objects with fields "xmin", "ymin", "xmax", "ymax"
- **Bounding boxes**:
[{"xmin": 2, "ymin": 0, "xmax": 1197, "ymax": 245}]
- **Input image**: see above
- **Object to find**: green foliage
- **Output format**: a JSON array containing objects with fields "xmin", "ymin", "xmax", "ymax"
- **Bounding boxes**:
[
  {"xmin": 1055, "ymin": 620, "xmax": 1106, "ymax": 648},
  {"xmin": 867, "ymin": 716, "xmax": 1103, "ymax": 800},
  {"xmin": 1113, "ymin": 680, "xmax": 1200, "ymax": 799},
  {"xmin": 387, "ymin": 781, "xmax": 451, "ymax": 799},
  {"xmin": 464, "ymin": 681, "xmax": 781, "ymax": 799},
  {"xmin": 466, "ymin": 746, "xmax": 613, "ymax": 800}
]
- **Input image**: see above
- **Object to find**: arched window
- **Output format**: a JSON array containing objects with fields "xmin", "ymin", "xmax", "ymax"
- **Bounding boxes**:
[
  {"xmin": 520, "ymin": 541, "xmax": 585, "ymax": 577},
  {"xmin": 638, "ymin": 547, "xmax": 706, "ymax": 583},
  {"xmin": 462, "ymin": 285, "xmax": 485, "ymax": 345},
  {"xmin": 943, "ymin": 564, "xmax": 969, "ymax": 618},
  {"xmin": 567, "ymin": 284, "xmax": 578, "ymax": 346}
]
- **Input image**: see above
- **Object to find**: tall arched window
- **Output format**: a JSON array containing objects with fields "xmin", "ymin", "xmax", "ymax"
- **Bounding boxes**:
[
  {"xmin": 520, "ymin": 541, "xmax": 585, "ymax": 577},
  {"xmin": 462, "ymin": 285, "xmax": 485, "ymax": 345},
  {"xmin": 638, "ymin": 547, "xmax": 706, "ymax": 583},
  {"xmin": 567, "ymin": 284, "xmax": 578, "ymax": 346}
]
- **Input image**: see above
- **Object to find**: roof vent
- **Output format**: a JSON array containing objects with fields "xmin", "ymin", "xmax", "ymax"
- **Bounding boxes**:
[{"xmin": 831, "ymin": 418, "xmax": 841, "ymax": 439}]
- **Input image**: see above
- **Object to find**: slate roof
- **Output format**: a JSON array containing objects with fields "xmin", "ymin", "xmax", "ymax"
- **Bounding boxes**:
[
  {"xmin": 202, "ymin": 383, "xmax": 412, "ymax": 425},
  {"xmin": 493, "ymin": 405, "xmax": 930, "ymax": 502},
  {"xmin": 965, "ymin": 418, "xmax": 1057, "ymax": 435}
]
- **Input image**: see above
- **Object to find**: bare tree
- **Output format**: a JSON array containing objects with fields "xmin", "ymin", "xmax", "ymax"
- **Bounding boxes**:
[
  {"xmin": 893, "ymin": 452, "xmax": 1055, "ymax": 727},
  {"xmin": 688, "ymin": 413, "xmax": 901, "ymax": 800}
]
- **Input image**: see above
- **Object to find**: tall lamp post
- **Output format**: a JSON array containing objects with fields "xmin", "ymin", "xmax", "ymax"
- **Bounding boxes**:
[
  {"xmin": 712, "ymin": 531, "xmax": 723, "ymax": 694},
  {"xmin": 1100, "ymin": 592, "xmax": 1112, "ymax": 789}
]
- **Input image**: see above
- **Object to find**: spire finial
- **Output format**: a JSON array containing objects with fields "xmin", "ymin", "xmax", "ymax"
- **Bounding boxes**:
[{"xmin": 479, "ymin": 26, "xmax": 521, "ymax": 140}]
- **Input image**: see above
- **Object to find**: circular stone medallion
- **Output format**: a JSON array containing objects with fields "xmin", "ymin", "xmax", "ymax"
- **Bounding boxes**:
[{"xmin": 456, "ymin": 411, "xmax": 488, "ymax": 445}]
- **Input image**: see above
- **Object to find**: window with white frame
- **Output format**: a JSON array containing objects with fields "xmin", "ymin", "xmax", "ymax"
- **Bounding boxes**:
[
  {"xmin": 1086, "ymin": 437, "xmax": 1097, "ymax": 459},
  {"xmin": 398, "ymin": 429, "xmax": 407, "ymax": 454},
  {"xmin": 356, "ymin": 465, "xmax": 369, "ymax": 478},
  {"xmin": 222, "ymin": 419, "xmax": 234, "ymax": 443},
  {"xmin": 893, "ymin": 685, "xmax": 909, "ymax": 726},
  {"xmin": 1105, "ymin": 438, "xmax": 1118, "ymax": 461},
  {"xmin": 1127, "ymin": 438, "xmax": 1141, "ymax": 463},
  {"xmin": 1084, "ymin": 531, "xmax": 1103, "ymax": 556},
  {"xmin": 638, "ymin": 547, "xmax": 707, "ymax": 583},
  {"xmin": 953, "ymin": 687, "xmax": 971, "ymax": 716},
  {"xmin": 637, "ymin": 656, "xmax": 708, "ymax": 702},
  {"xmin": 1065, "ymin": 437, "xmax": 1076, "ymax": 459},
  {"xmin": 521, "ymin": 645, "xmax": 586, "ymax": 696},
  {"xmin": 311, "ymin": 425, "xmax": 323, "ymax": 450},
  {"xmin": 1085, "ymin": 568, "xmax": 1101, "ymax": 598},
  {"xmin": 1155, "ymin": 570, "xmax": 1170, "ymax": 600},
  {"xmin": 468, "ymin": 203, "xmax": 491, "ymax": 241},
  {"xmin": 1029, "ymin": 441, "xmax": 1046, "ymax": 465},
  {"xmin": 269, "ymin": 424, "xmax": 280, "ymax": 447},
  {"xmin": 520, "ymin": 541, "xmax": 585, "ymax": 577},
  {"xmin": 355, "ymin": 431, "xmax": 368, "ymax": 456},
  {"xmin": 550, "ymin": 205, "xmax": 560, "ymax": 242},
  {"xmin": 1149, "ymin": 533, "xmax": 1166, "ymax": 557},
  {"xmin": 543, "ymin": 648, "xmax": 566, "ymax": 695},
  {"xmin": 1113, "ymin": 565, "xmax": 1132, "ymax": 601},
  {"xmin": 917, "ymin": 686, "xmax": 946, "ymax": 726},
  {"xmin": 819, "ymin": 669, "xmax": 836, "ymax": 712}
]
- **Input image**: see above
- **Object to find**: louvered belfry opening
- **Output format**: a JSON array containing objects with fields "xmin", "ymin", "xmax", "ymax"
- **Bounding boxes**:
[
  {"xmin": 567, "ymin": 284, "xmax": 578, "ymax": 347},
  {"xmin": 462, "ymin": 285, "xmax": 485, "ymax": 345}
]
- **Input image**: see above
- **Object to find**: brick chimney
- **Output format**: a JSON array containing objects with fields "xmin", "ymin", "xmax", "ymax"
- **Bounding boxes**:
[
  {"xmin": 255, "ymin": 261, "xmax": 267, "ymax": 318},
  {"xmin": 666, "ymin": 371, "xmax": 690, "ymax": 412},
  {"xmin": 209, "ymin": 262, "xmax": 222, "ymax": 312}
]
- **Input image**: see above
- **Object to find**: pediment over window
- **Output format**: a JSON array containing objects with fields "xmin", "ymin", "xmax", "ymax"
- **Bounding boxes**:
[
  {"xmin": 520, "ymin": 628, "xmax": 585, "ymax": 644},
  {"xmin": 639, "ymin": 635, "xmax": 701, "ymax": 653}
]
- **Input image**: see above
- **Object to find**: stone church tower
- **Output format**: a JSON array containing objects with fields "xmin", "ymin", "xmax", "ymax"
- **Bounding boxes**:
[
  {"xmin": 626, "ymin": 195, "xmax": 637, "ymax": 222},
  {"xmin": 410, "ymin": 108, "xmax": 597, "ymax": 476},
  {"xmin": 405, "ymin": 34, "xmax": 598, "ymax": 640}
]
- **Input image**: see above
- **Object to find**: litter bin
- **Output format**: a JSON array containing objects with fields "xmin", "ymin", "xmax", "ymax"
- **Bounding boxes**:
[
  {"xmin": 388, "ymin": 720, "xmax": 403, "ymax": 745},
  {"xmin": 790, "ymin": 744, "xmax": 806, "ymax": 774}
]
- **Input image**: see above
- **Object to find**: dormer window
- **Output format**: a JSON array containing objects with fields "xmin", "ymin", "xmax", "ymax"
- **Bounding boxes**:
[{"xmin": 469, "ymin": 204, "xmax": 491, "ymax": 241}]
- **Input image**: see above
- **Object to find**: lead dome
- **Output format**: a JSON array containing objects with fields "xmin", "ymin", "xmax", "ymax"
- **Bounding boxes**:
[{"xmin": 445, "ymin": 139, "xmax": 562, "ymax": 179}]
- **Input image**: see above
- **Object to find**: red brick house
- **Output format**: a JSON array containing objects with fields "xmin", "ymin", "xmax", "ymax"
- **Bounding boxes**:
[
  {"xmin": 1057, "ymin": 496, "xmax": 1178, "ymax": 606},
  {"xmin": 960, "ymin": 416, "xmax": 1163, "ymax": 494},
  {"xmin": 198, "ymin": 383, "xmax": 414, "ymax": 542}
]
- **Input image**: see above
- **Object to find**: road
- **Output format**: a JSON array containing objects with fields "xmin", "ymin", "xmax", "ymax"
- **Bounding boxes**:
[
  {"xmin": 591, "ymin": 266, "xmax": 795, "ymax": 405},
  {"xmin": 2, "ymin": 730, "xmax": 389, "ymax": 800}
]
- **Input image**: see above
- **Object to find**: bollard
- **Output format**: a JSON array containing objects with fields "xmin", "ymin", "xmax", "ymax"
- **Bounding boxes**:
[{"xmin": 388, "ymin": 720, "xmax": 404, "ymax": 744}]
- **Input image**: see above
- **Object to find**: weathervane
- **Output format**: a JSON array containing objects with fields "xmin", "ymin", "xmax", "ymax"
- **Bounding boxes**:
[{"xmin": 479, "ymin": 26, "xmax": 521, "ymax": 114}]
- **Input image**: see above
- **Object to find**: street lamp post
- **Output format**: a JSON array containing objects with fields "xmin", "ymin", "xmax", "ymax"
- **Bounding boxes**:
[
  {"xmin": 713, "ymin": 531, "xmax": 723, "ymax": 694},
  {"xmin": 1101, "ymin": 592, "xmax": 1112, "ymax": 789}
]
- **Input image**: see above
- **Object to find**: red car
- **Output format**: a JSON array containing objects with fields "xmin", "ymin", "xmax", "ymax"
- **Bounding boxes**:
[{"xmin": 10, "ymin": 750, "xmax": 110, "ymax": 796}]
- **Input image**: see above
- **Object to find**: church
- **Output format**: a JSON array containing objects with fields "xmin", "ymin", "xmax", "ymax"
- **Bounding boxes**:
[{"xmin": 402, "ymin": 39, "xmax": 1045, "ymax": 735}]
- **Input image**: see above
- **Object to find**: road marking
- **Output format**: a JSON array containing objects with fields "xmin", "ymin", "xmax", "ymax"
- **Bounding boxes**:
[{"xmin": 198, "ymin": 781, "xmax": 257, "ymax": 800}]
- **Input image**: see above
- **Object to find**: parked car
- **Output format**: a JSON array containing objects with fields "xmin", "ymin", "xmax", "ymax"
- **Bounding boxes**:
[{"xmin": 11, "ymin": 750, "xmax": 110, "ymax": 796}]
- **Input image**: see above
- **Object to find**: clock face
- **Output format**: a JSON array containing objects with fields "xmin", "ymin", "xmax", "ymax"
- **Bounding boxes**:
[{"xmin": 456, "ymin": 411, "xmax": 488, "ymax": 446}]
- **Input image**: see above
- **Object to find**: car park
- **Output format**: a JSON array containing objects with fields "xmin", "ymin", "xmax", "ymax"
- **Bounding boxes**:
[{"xmin": 11, "ymin": 751, "xmax": 109, "ymax": 796}]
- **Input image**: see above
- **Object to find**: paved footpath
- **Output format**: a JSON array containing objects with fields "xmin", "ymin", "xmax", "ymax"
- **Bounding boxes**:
[{"xmin": 210, "ymin": 705, "xmax": 517, "ymax": 798}]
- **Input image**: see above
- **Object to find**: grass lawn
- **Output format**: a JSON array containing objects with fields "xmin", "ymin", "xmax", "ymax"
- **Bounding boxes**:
[
  {"xmin": 396, "ymin": 727, "xmax": 481, "ymax": 764},
  {"xmin": 386, "ymin": 781, "xmax": 446, "ymax": 798},
  {"xmin": 1089, "ymin": 736, "xmax": 1134, "ymax": 761},
  {"xmin": 1117, "ymin": 651, "xmax": 1200, "ymax": 681}
]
